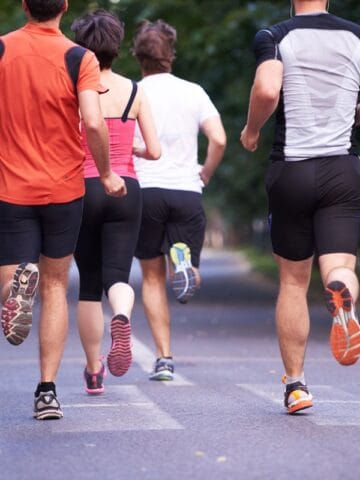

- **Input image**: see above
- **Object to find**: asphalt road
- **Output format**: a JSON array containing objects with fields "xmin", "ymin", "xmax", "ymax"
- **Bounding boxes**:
[{"xmin": 0, "ymin": 249, "xmax": 359, "ymax": 480}]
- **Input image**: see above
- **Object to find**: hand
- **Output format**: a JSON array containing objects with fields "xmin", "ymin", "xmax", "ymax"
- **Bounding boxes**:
[
  {"xmin": 199, "ymin": 168, "xmax": 211, "ymax": 187},
  {"xmin": 240, "ymin": 125, "xmax": 260, "ymax": 152},
  {"xmin": 100, "ymin": 171, "xmax": 127, "ymax": 197}
]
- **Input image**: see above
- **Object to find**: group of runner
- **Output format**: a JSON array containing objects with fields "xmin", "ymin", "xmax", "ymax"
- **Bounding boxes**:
[
  {"xmin": 0, "ymin": 1, "xmax": 226, "ymax": 420},
  {"xmin": 1, "ymin": 0, "xmax": 360, "ymax": 420}
]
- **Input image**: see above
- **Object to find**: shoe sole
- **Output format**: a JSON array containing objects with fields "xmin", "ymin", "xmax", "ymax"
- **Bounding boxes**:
[
  {"xmin": 324, "ymin": 281, "xmax": 360, "ymax": 365},
  {"xmin": 1, "ymin": 263, "xmax": 39, "ymax": 346},
  {"xmin": 288, "ymin": 400, "xmax": 313, "ymax": 414},
  {"xmin": 149, "ymin": 371, "xmax": 174, "ymax": 381},
  {"xmin": 34, "ymin": 409, "xmax": 63, "ymax": 420},
  {"xmin": 169, "ymin": 243, "xmax": 197, "ymax": 303},
  {"xmin": 107, "ymin": 318, "xmax": 132, "ymax": 377}
]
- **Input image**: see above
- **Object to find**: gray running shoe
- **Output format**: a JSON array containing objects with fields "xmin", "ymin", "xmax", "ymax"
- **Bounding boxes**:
[
  {"xmin": 33, "ymin": 390, "xmax": 63, "ymax": 420},
  {"xmin": 169, "ymin": 243, "xmax": 197, "ymax": 304},
  {"xmin": 149, "ymin": 357, "xmax": 174, "ymax": 381},
  {"xmin": 1, "ymin": 262, "xmax": 39, "ymax": 346}
]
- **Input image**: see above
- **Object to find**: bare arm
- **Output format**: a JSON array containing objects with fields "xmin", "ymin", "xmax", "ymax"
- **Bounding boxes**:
[
  {"xmin": 133, "ymin": 88, "xmax": 161, "ymax": 160},
  {"xmin": 200, "ymin": 116, "xmax": 227, "ymax": 186},
  {"xmin": 240, "ymin": 60, "xmax": 283, "ymax": 152},
  {"xmin": 78, "ymin": 90, "xmax": 126, "ymax": 197}
]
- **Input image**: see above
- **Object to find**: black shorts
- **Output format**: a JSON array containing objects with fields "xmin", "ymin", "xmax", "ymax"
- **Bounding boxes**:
[
  {"xmin": 266, "ymin": 155, "xmax": 360, "ymax": 261},
  {"xmin": 74, "ymin": 177, "xmax": 142, "ymax": 300},
  {"xmin": 0, "ymin": 197, "xmax": 83, "ymax": 265},
  {"xmin": 135, "ymin": 188, "xmax": 206, "ymax": 268}
]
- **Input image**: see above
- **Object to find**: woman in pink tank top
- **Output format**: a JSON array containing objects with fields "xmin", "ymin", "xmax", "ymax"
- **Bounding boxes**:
[{"xmin": 71, "ymin": 10, "xmax": 160, "ymax": 394}]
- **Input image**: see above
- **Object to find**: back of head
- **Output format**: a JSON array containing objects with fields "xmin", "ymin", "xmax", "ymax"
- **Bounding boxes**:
[
  {"xmin": 24, "ymin": 0, "xmax": 66, "ymax": 22},
  {"xmin": 132, "ymin": 19, "xmax": 177, "ymax": 75},
  {"xmin": 71, "ymin": 9, "xmax": 124, "ymax": 70}
]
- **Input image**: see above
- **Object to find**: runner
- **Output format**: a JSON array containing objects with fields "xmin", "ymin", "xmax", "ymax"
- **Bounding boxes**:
[
  {"xmin": 241, "ymin": 0, "xmax": 360, "ymax": 414},
  {"xmin": 0, "ymin": 0, "xmax": 125, "ymax": 420},
  {"xmin": 71, "ymin": 9, "xmax": 161, "ymax": 394},
  {"xmin": 132, "ymin": 20, "xmax": 226, "ymax": 380}
]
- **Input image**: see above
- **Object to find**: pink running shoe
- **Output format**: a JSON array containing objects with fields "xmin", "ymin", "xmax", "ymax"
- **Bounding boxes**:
[
  {"xmin": 1, "ymin": 263, "xmax": 39, "ymax": 346},
  {"xmin": 84, "ymin": 359, "xmax": 106, "ymax": 395},
  {"xmin": 107, "ymin": 314, "xmax": 132, "ymax": 377}
]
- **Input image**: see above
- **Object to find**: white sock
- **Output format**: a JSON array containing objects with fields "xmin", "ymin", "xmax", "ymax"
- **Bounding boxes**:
[{"xmin": 286, "ymin": 374, "xmax": 305, "ymax": 385}]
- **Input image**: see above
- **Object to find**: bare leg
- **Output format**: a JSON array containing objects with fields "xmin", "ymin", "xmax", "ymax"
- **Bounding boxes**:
[
  {"xmin": 77, "ymin": 301, "xmax": 104, "ymax": 373},
  {"xmin": 140, "ymin": 257, "xmax": 171, "ymax": 358},
  {"xmin": 0, "ymin": 264, "xmax": 18, "ymax": 302},
  {"xmin": 319, "ymin": 253, "xmax": 358, "ymax": 300},
  {"xmin": 274, "ymin": 255, "xmax": 313, "ymax": 378},
  {"xmin": 38, "ymin": 254, "xmax": 72, "ymax": 382}
]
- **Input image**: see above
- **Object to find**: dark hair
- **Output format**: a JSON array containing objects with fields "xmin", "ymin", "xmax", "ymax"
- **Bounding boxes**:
[
  {"xmin": 132, "ymin": 20, "xmax": 177, "ymax": 74},
  {"xmin": 25, "ymin": 0, "xmax": 65, "ymax": 21},
  {"xmin": 71, "ymin": 9, "xmax": 124, "ymax": 70}
]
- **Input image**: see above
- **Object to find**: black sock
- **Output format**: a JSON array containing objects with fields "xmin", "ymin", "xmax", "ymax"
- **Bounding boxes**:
[{"xmin": 35, "ymin": 382, "xmax": 56, "ymax": 397}]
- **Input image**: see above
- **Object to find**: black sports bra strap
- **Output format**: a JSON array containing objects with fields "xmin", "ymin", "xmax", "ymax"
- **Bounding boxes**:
[{"xmin": 121, "ymin": 80, "xmax": 138, "ymax": 122}]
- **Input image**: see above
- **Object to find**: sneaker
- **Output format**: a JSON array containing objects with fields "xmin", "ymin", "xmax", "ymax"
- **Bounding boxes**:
[
  {"xmin": 84, "ymin": 359, "xmax": 106, "ymax": 395},
  {"xmin": 284, "ymin": 380, "xmax": 313, "ymax": 414},
  {"xmin": 33, "ymin": 390, "xmax": 63, "ymax": 420},
  {"xmin": 107, "ymin": 314, "xmax": 132, "ymax": 377},
  {"xmin": 169, "ymin": 242, "xmax": 197, "ymax": 304},
  {"xmin": 149, "ymin": 357, "xmax": 174, "ymax": 381},
  {"xmin": 1, "ymin": 262, "xmax": 39, "ymax": 346},
  {"xmin": 324, "ymin": 280, "xmax": 360, "ymax": 365}
]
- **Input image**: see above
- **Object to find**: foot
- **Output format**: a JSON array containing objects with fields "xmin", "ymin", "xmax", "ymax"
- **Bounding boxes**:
[
  {"xmin": 107, "ymin": 314, "xmax": 132, "ymax": 377},
  {"xmin": 169, "ymin": 243, "xmax": 197, "ymax": 304},
  {"xmin": 324, "ymin": 281, "xmax": 360, "ymax": 365},
  {"xmin": 1, "ymin": 263, "xmax": 39, "ymax": 346},
  {"xmin": 149, "ymin": 357, "xmax": 174, "ymax": 381},
  {"xmin": 84, "ymin": 359, "xmax": 106, "ymax": 395},
  {"xmin": 284, "ymin": 380, "xmax": 313, "ymax": 414},
  {"xmin": 33, "ymin": 390, "xmax": 63, "ymax": 420}
]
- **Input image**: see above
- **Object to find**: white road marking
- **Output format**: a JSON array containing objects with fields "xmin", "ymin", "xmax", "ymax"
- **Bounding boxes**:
[
  {"xmin": 52, "ymin": 385, "xmax": 183, "ymax": 433},
  {"xmin": 131, "ymin": 335, "xmax": 194, "ymax": 386},
  {"xmin": 237, "ymin": 383, "xmax": 360, "ymax": 426}
]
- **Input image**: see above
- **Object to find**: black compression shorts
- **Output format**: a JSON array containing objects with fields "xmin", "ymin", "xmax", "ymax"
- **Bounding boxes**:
[
  {"xmin": 74, "ymin": 177, "xmax": 141, "ymax": 301},
  {"xmin": 0, "ymin": 197, "xmax": 83, "ymax": 265},
  {"xmin": 266, "ymin": 155, "xmax": 360, "ymax": 261},
  {"xmin": 135, "ymin": 188, "xmax": 206, "ymax": 268}
]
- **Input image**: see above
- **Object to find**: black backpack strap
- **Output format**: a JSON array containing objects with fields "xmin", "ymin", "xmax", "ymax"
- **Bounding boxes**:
[
  {"xmin": 121, "ymin": 80, "xmax": 138, "ymax": 122},
  {"xmin": 65, "ymin": 46, "xmax": 87, "ymax": 92},
  {"xmin": 0, "ymin": 39, "xmax": 5, "ymax": 60}
]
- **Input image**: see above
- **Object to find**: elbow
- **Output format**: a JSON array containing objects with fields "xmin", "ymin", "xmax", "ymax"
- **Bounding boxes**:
[
  {"xmin": 148, "ymin": 148, "xmax": 161, "ymax": 160},
  {"xmin": 257, "ymin": 85, "xmax": 280, "ymax": 103},
  {"xmin": 83, "ymin": 117, "xmax": 105, "ymax": 133}
]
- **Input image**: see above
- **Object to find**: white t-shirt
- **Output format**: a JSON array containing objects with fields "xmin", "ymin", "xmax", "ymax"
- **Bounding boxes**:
[{"xmin": 134, "ymin": 73, "xmax": 220, "ymax": 193}]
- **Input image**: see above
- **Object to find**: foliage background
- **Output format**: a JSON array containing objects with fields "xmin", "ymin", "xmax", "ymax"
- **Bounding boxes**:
[{"xmin": 1, "ymin": 0, "xmax": 360, "ymax": 244}]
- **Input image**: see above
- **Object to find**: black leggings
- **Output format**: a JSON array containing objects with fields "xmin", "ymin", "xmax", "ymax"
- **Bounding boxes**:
[{"xmin": 74, "ymin": 177, "xmax": 141, "ymax": 301}]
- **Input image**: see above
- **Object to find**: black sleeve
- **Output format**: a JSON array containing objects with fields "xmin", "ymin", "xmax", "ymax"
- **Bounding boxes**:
[{"xmin": 253, "ymin": 29, "xmax": 282, "ymax": 67}]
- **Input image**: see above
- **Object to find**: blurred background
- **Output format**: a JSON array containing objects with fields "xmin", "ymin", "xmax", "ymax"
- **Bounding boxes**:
[{"xmin": 1, "ymin": 0, "xmax": 360, "ymax": 252}]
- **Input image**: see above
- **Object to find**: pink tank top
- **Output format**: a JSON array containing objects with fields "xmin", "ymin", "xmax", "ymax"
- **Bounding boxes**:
[{"xmin": 81, "ymin": 81, "xmax": 138, "ymax": 180}]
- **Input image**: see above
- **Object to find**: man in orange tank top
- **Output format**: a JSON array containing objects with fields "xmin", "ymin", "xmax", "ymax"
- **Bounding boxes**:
[{"xmin": 0, "ymin": 0, "xmax": 126, "ymax": 420}]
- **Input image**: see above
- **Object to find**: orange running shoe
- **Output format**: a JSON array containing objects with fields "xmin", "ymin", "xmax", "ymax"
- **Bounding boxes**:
[
  {"xmin": 283, "ymin": 378, "xmax": 313, "ymax": 414},
  {"xmin": 324, "ymin": 281, "xmax": 360, "ymax": 365}
]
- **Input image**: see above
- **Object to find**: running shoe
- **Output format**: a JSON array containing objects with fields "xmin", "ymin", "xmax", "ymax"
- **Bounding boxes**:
[
  {"xmin": 324, "ymin": 280, "xmax": 360, "ymax": 365},
  {"xmin": 107, "ymin": 314, "xmax": 132, "ymax": 377},
  {"xmin": 1, "ymin": 262, "xmax": 39, "ymax": 346},
  {"xmin": 169, "ymin": 242, "xmax": 197, "ymax": 304},
  {"xmin": 33, "ymin": 390, "xmax": 63, "ymax": 420},
  {"xmin": 149, "ymin": 357, "xmax": 174, "ymax": 381},
  {"xmin": 283, "ymin": 379, "xmax": 313, "ymax": 414},
  {"xmin": 84, "ymin": 359, "xmax": 106, "ymax": 395}
]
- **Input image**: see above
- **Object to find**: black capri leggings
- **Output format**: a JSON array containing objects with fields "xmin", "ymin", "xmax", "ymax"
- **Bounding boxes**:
[{"xmin": 74, "ymin": 177, "xmax": 142, "ymax": 301}]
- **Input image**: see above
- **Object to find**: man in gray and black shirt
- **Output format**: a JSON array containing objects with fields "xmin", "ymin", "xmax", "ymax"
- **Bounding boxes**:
[{"xmin": 241, "ymin": 0, "xmax": 360, "ymax": 415}]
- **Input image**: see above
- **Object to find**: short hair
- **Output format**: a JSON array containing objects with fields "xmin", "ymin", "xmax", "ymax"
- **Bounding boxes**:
[
  {"xmin": 132, "ymin": 20, "xmax": 177, "ymax": 74},
  {"xmin": 25, "ymin": 0, "xmax": 65, "ymax": 22},
  {"xmin": 71, "ymin": 9, "xmax": 124, "ymax": 70}
]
